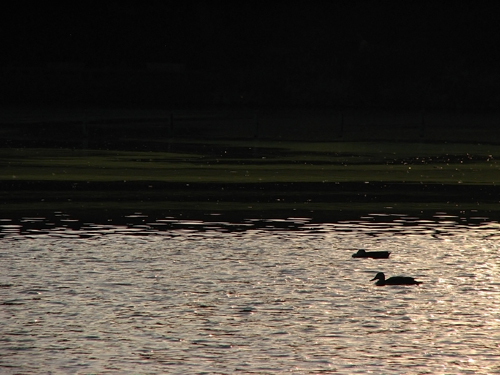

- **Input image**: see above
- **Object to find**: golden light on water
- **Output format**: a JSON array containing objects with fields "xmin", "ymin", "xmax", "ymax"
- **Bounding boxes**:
[{"xmin": 1, "ymin": 212, "xmax": 500, "ymax": 373}]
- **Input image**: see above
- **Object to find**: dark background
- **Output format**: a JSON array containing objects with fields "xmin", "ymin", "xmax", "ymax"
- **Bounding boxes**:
[{"xmin": 2, "ymin": 1, "xmax": 500, "ymax": 110}]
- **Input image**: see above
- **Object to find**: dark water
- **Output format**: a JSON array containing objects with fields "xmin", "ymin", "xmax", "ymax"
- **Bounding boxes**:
[{"xmin": 1, "ymin": 211, "xmax": 500, "ymax": 374}]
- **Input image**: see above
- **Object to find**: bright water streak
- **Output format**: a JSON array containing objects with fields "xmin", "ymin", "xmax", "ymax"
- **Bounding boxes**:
[{"xmin": 1, "ymin": 214, "xmax": 500, "ymax": 374}]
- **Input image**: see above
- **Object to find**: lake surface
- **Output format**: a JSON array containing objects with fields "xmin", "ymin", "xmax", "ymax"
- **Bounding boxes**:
[{"xmin": 1, "ymin": 211, "xmax": 500, "ymax": 374}]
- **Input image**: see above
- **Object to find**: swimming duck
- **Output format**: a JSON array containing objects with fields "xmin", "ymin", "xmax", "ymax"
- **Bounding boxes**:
[
  {"xmin": 352, "ymin": 249, "xmax": 391, "ymax": 259},
  {"xmin": 371, "ymin": 272, "xmax": 421, "ymax": 286}
]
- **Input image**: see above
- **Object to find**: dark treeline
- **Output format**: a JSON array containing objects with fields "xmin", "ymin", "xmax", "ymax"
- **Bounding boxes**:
[{"xmin": 2, "ymin": 1, "xmax": 500, "ymax": 110}]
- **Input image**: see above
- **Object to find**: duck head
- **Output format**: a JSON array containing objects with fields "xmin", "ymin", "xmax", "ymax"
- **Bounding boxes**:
[{"xmin": 370, "ymin": 272, "xmax": 386, "ymax": 281}]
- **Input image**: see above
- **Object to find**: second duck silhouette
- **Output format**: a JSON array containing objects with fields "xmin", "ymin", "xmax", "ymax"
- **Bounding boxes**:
[
  {"xmin": 352, "ymin": 249, "xmax": 390, "ymax": 259},
  {"xmin": 371, "ymin": 272, "xmax": 422, "ymax": 286}
]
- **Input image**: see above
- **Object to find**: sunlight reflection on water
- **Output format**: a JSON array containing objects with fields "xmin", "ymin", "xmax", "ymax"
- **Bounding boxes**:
[{"xmin": 1, "ymin": 212, "xmax": 500, "ymax": 374}]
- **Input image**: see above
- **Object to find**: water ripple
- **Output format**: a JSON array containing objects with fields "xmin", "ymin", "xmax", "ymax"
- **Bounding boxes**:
[{"xmin": 1, "ymin": 211, "xmax": 500, "ymax": 373}]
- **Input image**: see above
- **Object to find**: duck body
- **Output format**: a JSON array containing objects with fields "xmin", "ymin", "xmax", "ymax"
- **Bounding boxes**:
[
  {"xmin": 371, "ymin": 272, "xmax": 421, "ymax": 286},
  {"xmin": 352, "ymin": 249, "xmax": 391, "ymax": 259}
]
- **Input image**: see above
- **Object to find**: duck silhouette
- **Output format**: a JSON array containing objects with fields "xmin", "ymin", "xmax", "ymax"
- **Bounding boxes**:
[
  {"xmin": 352, "ymin": 249, "xmax": 390, "ymax": 259},
  {"xmin": 371, "ymin": 272, "xmax": 421, "ymax": 286}
]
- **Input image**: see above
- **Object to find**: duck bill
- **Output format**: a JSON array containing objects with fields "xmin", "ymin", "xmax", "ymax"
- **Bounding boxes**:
[{"xmin": 370, "ymin": 276, "xmax": 377, "ymax": 281}]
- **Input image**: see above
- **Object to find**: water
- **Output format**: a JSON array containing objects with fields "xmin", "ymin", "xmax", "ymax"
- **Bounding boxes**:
[{"xmin": 1, "ymin": 212, "xmax": 500, "ymax": 374}]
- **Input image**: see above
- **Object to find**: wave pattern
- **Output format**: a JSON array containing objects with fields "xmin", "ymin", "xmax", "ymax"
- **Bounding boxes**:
[{"xmin": 1, "ymin": 212, "xmax": 499, "ymax": 374}]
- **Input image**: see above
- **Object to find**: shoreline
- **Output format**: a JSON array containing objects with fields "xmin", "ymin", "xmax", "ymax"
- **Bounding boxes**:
[{"xmin": 2, "ymin": 180, "xmax": 499, "ymax": 224}]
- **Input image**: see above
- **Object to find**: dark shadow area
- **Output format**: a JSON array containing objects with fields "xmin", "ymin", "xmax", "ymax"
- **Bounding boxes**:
[
  {"xmin": 1, "ymin": 180, "xmax": 499, "ymax": 226},
  {"xmin": 2, "ymin": 2, "xmax": 500, "ymax": 223},
  {"xmin": 2, "ymin": 2, "xmax": 500, "ymax": 112}
]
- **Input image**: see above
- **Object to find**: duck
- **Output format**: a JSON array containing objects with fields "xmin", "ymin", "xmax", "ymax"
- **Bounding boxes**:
[
  {"xmin": 371, "ymin": 272, "xmax": 421, "ymax": 286},
  {"xmin": 352, "ymin": 249, "xmax": 391, "ymax": 259}
]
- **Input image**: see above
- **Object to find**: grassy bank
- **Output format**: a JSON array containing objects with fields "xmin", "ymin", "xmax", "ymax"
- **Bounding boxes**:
[
  {"xmin": 1, "ymin": 139, "xmax": 500, "ymax": 220},
  {"xmin": 2, "ymin": 140, "xmax": 500, "ymax": 184}
]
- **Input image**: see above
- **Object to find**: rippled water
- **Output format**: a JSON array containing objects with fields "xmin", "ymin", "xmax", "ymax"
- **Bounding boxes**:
[{"xmin": 1, "ymin": 212, "xmax": 500, "ymax": 374}]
